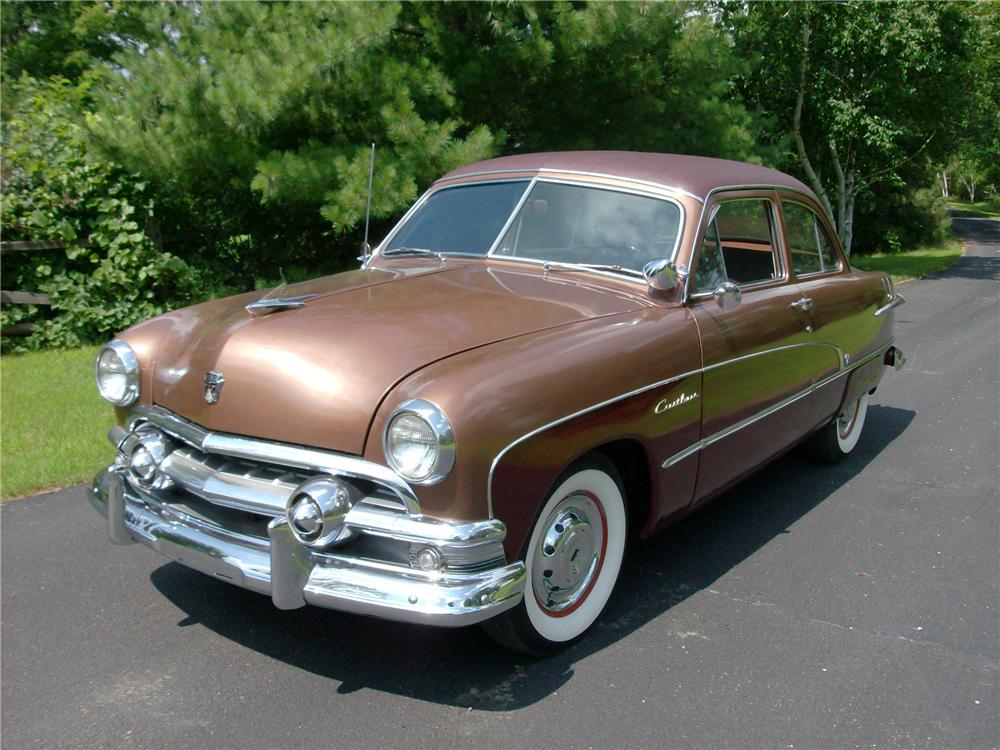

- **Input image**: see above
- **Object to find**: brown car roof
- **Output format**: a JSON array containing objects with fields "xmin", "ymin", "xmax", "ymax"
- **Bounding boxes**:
[{"xmin": 439, "ymin": 150, "xmax": 812, "ymax": 201}]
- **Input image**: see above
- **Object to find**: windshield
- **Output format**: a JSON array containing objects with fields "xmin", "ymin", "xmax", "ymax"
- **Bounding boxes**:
[
  {"xmin": 382, "ymin": 179, "xmax": 682, "ymax": 273},
  {"xmin": 494, "ymin": 182, "xmax": 682, "ymax": 272},
  {"xmin": 385, "ymin": 181, "xmax": 529, "ymax": 255}
]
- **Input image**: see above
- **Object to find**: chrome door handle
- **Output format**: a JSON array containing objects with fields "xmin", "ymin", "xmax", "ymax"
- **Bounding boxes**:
[{"xmin": 789, "ymin": 297, "xmax": 813, "ymax": 312}]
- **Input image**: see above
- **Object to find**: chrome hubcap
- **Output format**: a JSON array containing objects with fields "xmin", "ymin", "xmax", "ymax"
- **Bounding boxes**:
[
  {"xmin": 838, "ymin": 399, "xmax": 859, "ymax": 438},
  {"xmin": 531, "ymin": 493, "xmax": 604, "ymax": 613}
]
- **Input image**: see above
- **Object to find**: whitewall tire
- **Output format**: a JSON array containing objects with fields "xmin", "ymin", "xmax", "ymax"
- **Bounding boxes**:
[
  {"xmin": 482, "ymin": 453, "xmax": 628, "ymax": 656},
  {"xmin": 808, "ymin": 392, "xmax": 870, "ymax": 463}
]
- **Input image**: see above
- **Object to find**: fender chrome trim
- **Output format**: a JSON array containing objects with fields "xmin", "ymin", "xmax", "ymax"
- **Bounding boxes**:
[
  {"xmin": 659, "ymin": 342, "xmax": 893, "ymax": 469},
  {"xmin": 487, "ymin": 340, "xmax": 894, "ymax": 512}
]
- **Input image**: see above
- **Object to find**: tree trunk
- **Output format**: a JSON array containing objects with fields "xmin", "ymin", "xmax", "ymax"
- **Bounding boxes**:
[
  {"xmin": 939, "ymin": 171, "xmax": 949, "ymax": 198},
  {"xmin": 842, "ymin": 189, "xmax": 856, "ymax": 257},
  {"xmin": 962, "ymin": 175, "xmax": 976, "ymax": 203},
  {"xmin": 793, "ymin": 23, "xmax": 839, "ymax": 236}
]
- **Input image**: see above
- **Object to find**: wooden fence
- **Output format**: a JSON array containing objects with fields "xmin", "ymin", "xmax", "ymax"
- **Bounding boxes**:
[
  {"xmin": 0, "ymin": 221, "xmax": 203, "ymax": 337},
  {"xmin": 0, "ymin": 239, "xmax": 57, "ymax": 336}
]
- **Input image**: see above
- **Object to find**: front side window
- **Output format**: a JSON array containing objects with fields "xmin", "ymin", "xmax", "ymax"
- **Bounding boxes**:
[
  {"xmin": 386, "ymin": 181, "xmax": 530, "ymax": 256},
  {"xmin": 493, "ymin": 182, "xmax": 682, "ymax": 273},
  {"xmin": 783, "ymin": 201, "xmax": 842, "ymax": 276},
  {"xmin": 693, "ymin": 199, "xmax": 781, "ymax": 291}
]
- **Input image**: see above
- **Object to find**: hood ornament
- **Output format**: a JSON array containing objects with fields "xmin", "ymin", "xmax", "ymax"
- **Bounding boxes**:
[
  {"xmin": 204, "ymin": 371, "xmax": 225, "ymax": 404},
  {"xmin": 245, "ymin": 284, "xmax": 317, "ymax": 318}
]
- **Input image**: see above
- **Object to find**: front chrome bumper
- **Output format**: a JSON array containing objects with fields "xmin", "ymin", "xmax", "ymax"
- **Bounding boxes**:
[{"xmin": 89, "ymin": 467, "xmax": 525, "ymax": 626}]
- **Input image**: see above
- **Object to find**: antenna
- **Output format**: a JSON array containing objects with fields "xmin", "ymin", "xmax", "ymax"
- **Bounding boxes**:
[{"xmin": 361, "ymin": 142, "xmax": 375, "ymax": 265}]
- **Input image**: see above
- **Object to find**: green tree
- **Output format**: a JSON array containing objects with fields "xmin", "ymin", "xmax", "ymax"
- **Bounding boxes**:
[
  {"xmin": 726, "ymin": 1, "xmax": 978, "ymax": 254},
  {"xmin": 87, "ymin": 1, "xmax": 498, "ymax": 280},
  {"xmin": 409, "ymin": 2, "xmax": 762, "ymax": 160},
  {"xmin": 950, "ymin": 2, "xmax": 1000, "ymax": 201},
  {"xmin": 0, "ymin": 1, "xmax": 147, "ymax": 104}
]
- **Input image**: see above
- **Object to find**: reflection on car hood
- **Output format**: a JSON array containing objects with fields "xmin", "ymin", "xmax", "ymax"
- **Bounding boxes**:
[{"xmin": 141, "ymin": 261, "xmax": 647, "ymax": 455}]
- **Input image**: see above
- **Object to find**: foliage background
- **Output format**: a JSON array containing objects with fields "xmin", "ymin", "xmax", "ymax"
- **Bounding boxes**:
[{"xmin": 2, "ymin": 0, "xmax": 997, "ymax": 351}]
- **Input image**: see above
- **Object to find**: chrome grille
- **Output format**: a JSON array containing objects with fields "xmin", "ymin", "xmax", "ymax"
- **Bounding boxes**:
[{"xmin": 125, "ymin": 418, "xmax": 408, "ymax": 519}]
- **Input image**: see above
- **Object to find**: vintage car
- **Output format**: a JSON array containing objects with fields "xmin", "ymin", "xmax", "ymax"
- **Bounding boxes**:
[{"xmin": 88, "ymin": 151, "xmax": 905, "ymax": 655}]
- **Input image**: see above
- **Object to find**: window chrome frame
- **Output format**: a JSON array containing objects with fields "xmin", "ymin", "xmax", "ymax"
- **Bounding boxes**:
[
  {"xmin": 486, "ymin": 177, "xmax": 686, "ymax": 279},
  {"xmin": 687, "ymin": 193, "xmax": 787, "ymax": 301},
  {"xmin": 368, "ymin": 175, "xmax": 688, "ymax": 285},
  {"xmin": 369, "ymin": 178, "xmax": 533, "ymax": 269},
  {"xmin": 780, "ymin": 198, "xmax": 847, "ymax": 279}
]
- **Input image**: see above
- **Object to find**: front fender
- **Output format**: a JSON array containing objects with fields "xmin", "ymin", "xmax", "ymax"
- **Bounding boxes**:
[{"xmin": 364, "ymin": 305, "xmax": 701, "ymax": 558}]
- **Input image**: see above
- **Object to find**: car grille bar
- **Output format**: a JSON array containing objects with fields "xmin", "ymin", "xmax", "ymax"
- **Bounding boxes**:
[{"xmin": 125, "ymin": 405, "xmax": 420, "ymax": 515}]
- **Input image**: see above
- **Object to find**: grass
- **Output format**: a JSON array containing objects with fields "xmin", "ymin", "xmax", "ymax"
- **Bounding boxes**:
[
  {"xmin": 1, "ymin": 345, "xmax": 114, "ymax": 499},
  {"xmin": 851, "ymin": 235, "xmax": 964, "ymax": 283},
  {"xmin": 947, "ymin": 196, "xmax": 1000, "ymax": 219}
]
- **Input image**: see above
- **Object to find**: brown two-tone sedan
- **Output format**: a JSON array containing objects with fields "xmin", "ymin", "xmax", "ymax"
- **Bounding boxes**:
[{"xmin": 89, "ymin": 152, "xmax": 905, "ymax": 655}]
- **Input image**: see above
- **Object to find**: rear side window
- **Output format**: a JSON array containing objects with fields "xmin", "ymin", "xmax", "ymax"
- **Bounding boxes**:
[
  {"xmin": 693, "ymin": 199, "xmax": 781, "ymax": 291},
  {"xmin": 783, "ymin": 201, "xmax": 841, "ymax": 276}
]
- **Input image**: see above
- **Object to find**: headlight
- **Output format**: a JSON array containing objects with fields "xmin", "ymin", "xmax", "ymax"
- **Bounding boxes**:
[
  {"xmin": 383, "ymin": 399, "xmax": 455, "ymax": 484},
  {"xmin": 95, "ymin": 340, "xmax": 140, "ymax": 406}
]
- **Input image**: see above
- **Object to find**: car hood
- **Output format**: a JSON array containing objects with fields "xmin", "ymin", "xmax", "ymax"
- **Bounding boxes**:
[{"xmin": 143, "ymin": 261, "xmax": 646, "ymax": 454}]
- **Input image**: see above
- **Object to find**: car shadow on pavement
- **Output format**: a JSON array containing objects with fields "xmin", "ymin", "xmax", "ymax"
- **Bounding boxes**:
[{"xmin": 151, "ymin": 404, "xmax": 915, "ymax": 711}]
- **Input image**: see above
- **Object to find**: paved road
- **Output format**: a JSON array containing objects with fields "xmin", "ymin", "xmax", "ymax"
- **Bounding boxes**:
[{"xmin": 3, "ymin": 219, "xmax": 998, "ymax": 749}]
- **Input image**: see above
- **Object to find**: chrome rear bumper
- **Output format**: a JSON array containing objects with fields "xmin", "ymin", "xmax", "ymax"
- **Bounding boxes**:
[{"xmin": 89, "ymin": 467, "xmax": 525, "ymax": 626}]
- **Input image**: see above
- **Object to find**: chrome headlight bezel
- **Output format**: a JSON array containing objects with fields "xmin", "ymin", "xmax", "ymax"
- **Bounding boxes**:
[
  {"xmin": 95, "ymin": 340, "xmax": 140, "ymax": 407},
  {"xmin": 383, "ymin": 399, "xmax": 455, "ymax": 485}
]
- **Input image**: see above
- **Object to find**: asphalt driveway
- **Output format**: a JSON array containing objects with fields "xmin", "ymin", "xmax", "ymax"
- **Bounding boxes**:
[{"xmin": 2, "ymin": 218, "xmax": 997, "ymax": 749}]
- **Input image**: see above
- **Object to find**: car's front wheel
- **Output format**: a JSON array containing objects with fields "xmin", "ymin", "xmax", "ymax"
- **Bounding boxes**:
[
  {"xmin": 807, "ymin": 392, "xmax": 870, "ymax": 463},
  {"xmin": 482, "ymin": 453, "xmax": 628, "ymax": 656}
]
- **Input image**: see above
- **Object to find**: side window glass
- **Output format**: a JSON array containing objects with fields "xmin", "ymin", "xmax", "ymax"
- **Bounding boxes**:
[
  {"xmin": 784, "ymin": 201, "xmax": 842, "ymax": 275},
  {"xmin": 694, "ymin": 199, "xmax": 779, "ymax": 291}
]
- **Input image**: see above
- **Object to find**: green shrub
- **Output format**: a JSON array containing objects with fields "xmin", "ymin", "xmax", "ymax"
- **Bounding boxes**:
[
  {"xmin": 1, "ymin": 77, "xmax": 200, "ymax": 351},
  {"xmin": 852, "ymin": 185, "xmax": 950, "ymax": 255}
]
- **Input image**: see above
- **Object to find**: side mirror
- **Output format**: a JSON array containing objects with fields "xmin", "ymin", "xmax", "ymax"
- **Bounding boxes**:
[
  {"xmin": 714, "ymin": 281, "xmax": 742, "ymax": 310},
  {"xmin": 642, "ymin": 258, "xmax": 686, "ymax": 296}
]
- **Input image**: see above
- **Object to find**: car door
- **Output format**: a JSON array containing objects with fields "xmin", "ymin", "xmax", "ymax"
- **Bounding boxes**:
[
  {"xmin": 777, "ymin": 196, "xmax": 858, "ymax": 432},
  {"xmin": 687, "ymin": 191, "xmax": 815, "ymax": 503}
]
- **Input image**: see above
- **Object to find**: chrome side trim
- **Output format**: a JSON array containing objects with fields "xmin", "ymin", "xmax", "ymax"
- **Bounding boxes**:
[
  {"xmin": 486, "ymin": 366, "xmax": 704, "ymax": 516},
  {"xmin": 874, "ymin": 292, "xmax": 906, "ymax": 317},
  {"xmin": 130, "ymin": 406, "xmax": 421, "ymax": 514},
  {"xmin": 486, "ymin": 340, "xmax": 844, "ymax": 515},
  {"xmin": 660, "ymin": 343, "xmax": 891, "ymax": 469},
  {"xmin": 434, "ymin": 167, "xmax": 705, "ymax": 203},
  {"xmin": 487, "ymin": 340, "xmax": 892, "ymax": 509}
]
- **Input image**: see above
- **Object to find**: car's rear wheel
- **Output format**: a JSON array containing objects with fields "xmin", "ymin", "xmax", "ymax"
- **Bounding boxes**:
[
  {"xmin": 482, "ymin": 453, "xmax": 628, "ymax": 656},
  {"xmin": 807, "ymin": 392, "xmax": 870, "ymax": 463}
]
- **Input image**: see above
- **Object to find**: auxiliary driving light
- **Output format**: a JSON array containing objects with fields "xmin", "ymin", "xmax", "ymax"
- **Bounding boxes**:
[
  {"xmin": 121, "ymin": 426, "xmax": 175, "ymax": 491},
  {"xmin": 286, "ymin": 477, "xmax": 360, "ymax": 548}
]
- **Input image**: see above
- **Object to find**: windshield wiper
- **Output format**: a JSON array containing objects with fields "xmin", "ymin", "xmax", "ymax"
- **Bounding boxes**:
[
  {"xmin": 382, "ymin": 246, "xmax": 444, "ymax": 259},
  {"xmin": 543, "ymin": 261, "xmax": 644, "ymax": 278}
]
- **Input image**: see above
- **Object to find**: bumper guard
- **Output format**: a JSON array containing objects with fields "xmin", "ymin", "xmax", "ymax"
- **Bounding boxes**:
[{"xmin": 89, "ymin": 467, "xmax": 525, "ymax": 627}]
